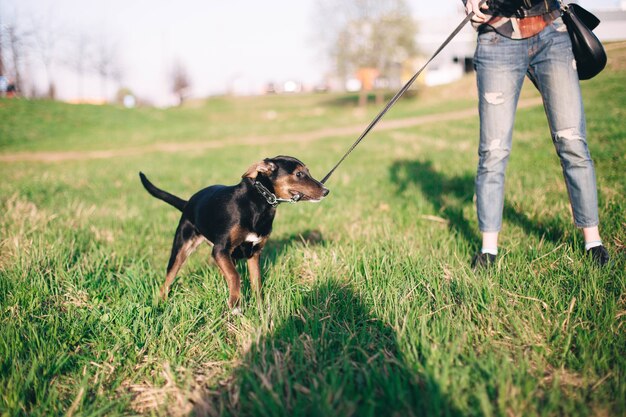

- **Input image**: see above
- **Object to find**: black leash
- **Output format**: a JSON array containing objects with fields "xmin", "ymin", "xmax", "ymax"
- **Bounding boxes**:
[{"xmin": 320, "ymin": 2, "xmax": 486, "ymax": 185}]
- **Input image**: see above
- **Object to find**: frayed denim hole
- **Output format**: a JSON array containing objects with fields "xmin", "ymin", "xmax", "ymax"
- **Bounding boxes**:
[{"xmin": 484, "ymin": 92, "xmax": 505, "ymax": 105}]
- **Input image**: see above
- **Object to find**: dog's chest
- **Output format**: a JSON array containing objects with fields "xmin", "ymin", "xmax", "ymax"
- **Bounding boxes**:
[{"xmin": 245, "ymin": 233, "xmax": 264, "ymax": 246}]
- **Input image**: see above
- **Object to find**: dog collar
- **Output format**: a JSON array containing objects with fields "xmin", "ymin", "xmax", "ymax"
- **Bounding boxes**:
[{"xmin": 253, "ymin": 181, "xmax": 300, "ymax": 207}]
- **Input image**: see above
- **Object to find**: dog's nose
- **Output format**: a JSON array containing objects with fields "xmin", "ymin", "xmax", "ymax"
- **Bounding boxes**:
[{"xmin": 322, "ymin": 188, "xmax": 330, "ymax": 197}]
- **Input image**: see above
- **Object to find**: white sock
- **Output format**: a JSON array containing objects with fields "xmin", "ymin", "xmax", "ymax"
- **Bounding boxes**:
[
  {"xmin": 481, "ymin": 247, "xmax": 498, "ymax": 256},
  {"xmin": 585, "ymin": 240, "xmax": 602, "ymax": 251}
]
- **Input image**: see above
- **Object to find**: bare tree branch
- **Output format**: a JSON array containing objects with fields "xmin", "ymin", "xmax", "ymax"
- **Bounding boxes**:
[
  {"xmin": 64, "ymin": 33, "xmax": 93, "ymax": 100},
  {"xmin": 92, "ymin": 38, "xmax": 122, "ymax": 102},
  {"xmin": 4, "ymin": 22, "xmax": 32, "ymax": 95},
  {"xmin": 30, "ymin": 13, "xmax": 63, "ymax": 99},
  {"xmin": 171, "ymin": 60, "xmax": 191, "ymax": 106}
]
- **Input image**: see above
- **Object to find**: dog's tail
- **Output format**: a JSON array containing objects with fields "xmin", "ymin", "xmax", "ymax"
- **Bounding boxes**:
[{"xmin": 139, "ymin": 172, "xmax": 187, "ymax": 212}]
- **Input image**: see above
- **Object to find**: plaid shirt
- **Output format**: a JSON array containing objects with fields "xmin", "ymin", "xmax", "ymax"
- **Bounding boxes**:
[{"xmin": 464, "ymin": 1, "xmax": 561, "ymax": 39}]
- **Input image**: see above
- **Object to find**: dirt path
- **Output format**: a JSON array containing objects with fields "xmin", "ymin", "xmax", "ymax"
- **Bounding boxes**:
[{"xmin": 0, "ymin": 97, "xmax": 543, "ymax": 163}]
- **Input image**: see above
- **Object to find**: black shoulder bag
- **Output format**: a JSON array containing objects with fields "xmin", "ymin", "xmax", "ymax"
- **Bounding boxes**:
[{"xmin": 559, "ymin": 2, "xmax": 607, "ymax": 80}]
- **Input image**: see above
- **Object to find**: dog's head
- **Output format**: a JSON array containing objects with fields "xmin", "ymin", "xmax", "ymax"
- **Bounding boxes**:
[{"xmin": 242, "ymin": 155, "xmax": 330, "ymax": 202}]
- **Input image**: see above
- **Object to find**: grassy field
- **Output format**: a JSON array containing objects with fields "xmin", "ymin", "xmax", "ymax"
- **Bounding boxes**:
[{"xmin": 1, "ymin": 47, "xmax": 625, "ymax": 416}]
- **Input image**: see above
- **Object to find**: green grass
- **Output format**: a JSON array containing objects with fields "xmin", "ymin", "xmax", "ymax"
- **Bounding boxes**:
[
  {"xmin": 0, "ymin": 88, "xmax": 481, "ymax": 153},
  {"xmin": 1, "ymin": 52, "xmax": 625, "ymax": 416}
]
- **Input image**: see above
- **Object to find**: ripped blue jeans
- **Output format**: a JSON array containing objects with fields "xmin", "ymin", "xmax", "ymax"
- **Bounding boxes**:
[{"xmin": 473, "ymin": 17, "xmax": 599, "ymax": 232}]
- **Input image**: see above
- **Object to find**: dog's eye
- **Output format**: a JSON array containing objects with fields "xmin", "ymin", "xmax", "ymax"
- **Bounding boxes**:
[{"xmin": 296, "ymin": 171, "xmax": 303, "ymax": 178}]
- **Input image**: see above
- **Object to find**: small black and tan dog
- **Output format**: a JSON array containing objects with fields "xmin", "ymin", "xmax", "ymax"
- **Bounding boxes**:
[{"xmin": 139, "ymin": 156, "xmax": 329, "ymax": 312}]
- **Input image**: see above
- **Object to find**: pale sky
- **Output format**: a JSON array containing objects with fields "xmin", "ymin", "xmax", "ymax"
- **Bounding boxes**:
[{"xmin": 1, "ymin": 0, "xmax": 620, "ymax": 105}]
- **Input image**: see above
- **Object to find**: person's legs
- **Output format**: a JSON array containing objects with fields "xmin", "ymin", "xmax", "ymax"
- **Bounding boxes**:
[
  {"xmin": 582, "ymin": 227, "xmax": 601, "ymax": 243},
  {"xmin": 473, "ymin": 31, "xmax": 528, "ymax": 265},
  {"xmin": 529, "ymin": 18, "xmax": 608, "ymax": 265},
  {"xmin": 481, "ymin": 231, "xmax": 499, "ymax": 254}
]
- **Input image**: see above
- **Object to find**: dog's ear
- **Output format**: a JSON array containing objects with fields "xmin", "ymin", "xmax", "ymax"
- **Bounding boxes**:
[{"xmin": 242, "ymin": 160, "xmax": 277, "ymax": 179}]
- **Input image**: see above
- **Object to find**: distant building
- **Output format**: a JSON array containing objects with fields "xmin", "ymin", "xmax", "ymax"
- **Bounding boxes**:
[{"xmin": 414, "ymin": 9, "xmax": 476, "ymax": 86}]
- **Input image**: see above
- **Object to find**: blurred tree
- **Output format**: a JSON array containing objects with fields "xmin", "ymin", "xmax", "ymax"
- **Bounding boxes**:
[
  {"xmin": 0, "ymin": 11, "xmax": 5, "ymax": 78},
  {"xmin": 92, "ymin": 38, "xmax": 122, "ymax": 102},
  {"xmin": 171, "ymin": 60, "xmax": 191, "ymax": 106},
  {"xmin": 314, "ymin": 0, "xmax": 417, "ymax": 106},
  {"xmin": 65, "ymin": 33, "xmax": 93, "ymax": 100},
  {"xmin": 115, "ymin": 86, "xmax": 135, "ymax": 106},
  {"xmin": 4, "ymin": 23, "xmax": 31, "ymax": 95},
  {"xmin": 31, "ymin": 15, "xmax": 62, "ymax": 99}
]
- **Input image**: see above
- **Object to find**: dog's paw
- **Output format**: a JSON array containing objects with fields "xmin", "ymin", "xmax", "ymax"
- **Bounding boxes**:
[{"xmin": 231, "ymin": 307, "xmax": 243, "ymax": 316}]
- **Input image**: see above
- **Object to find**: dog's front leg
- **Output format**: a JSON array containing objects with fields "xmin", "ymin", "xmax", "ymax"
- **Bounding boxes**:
[{"xmin": 212, "ymin": 246, "xmax": 241, "ymax": 311}]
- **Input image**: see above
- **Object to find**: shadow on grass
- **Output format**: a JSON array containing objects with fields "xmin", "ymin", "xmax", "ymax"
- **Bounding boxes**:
[
  {"xmin": 262, "ymin": 229, "xmax": 326, "ymax": 264},
  {"xmin": 159, "ymin": 229, "xmax": 328, "ymax": 298},
  {"xmin": 389, "ymin": 159, "xmax": 480, "ymax": 250},
  {"xmin": 195, "ymin": 279, "xmax": 460, "ymax": 416},
  {"xmin": 389, "ymin": 159, "xmax": 565, "ymax": 248},
  {"xmin": 237, "ymin": 229, "xmax": 328, "ymax": 296}
]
